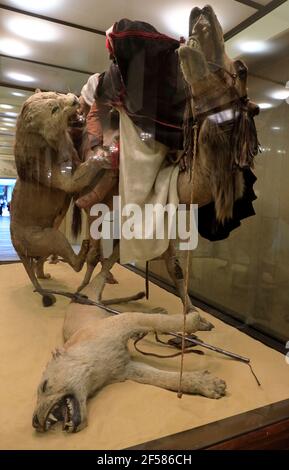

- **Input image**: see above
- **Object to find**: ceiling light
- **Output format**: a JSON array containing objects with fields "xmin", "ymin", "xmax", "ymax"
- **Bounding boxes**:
[
  {"xmin": 271, "ymin": 90, "xmax": 289, "ymax": 100},
  {"xmin": 7, "ymin": 17, "xmax": 60, "ymax": 42},
  {"xmin": 0, "ymin": 127, "xmax": 9, "ymax": 131},
  {"xmin": 4, "ymin": 112, "xmax": 18, "ymax": 117},
  {"xmin": 0, "ymin": 38, "xmax": 30, "ymax": 57},
  {"xmin": 9, "ymin": 0, "xmax": 61, "ymax": 12},
  {"xmin": 272, "ymin": 126, "xmax": 281, "ymax": 130},
  {"xmin": 12, "ymin": 92, "xmax": 26, "ymax": 97},
  {"xmin": 163, "ymin": 7, "xmax": 191, "ymax": 38},
  {"xmin": 0, "ymin": 104, "xmax": 14, "ymax": 110},
  {"xmin": 4, "ymin": 123, "xmax": 15, "ymax": 128},
  {"xmin": 2, "ymin": 117, "xmax": 16, "ymax": 122},
  {"xmin": 6, "ymin": 72, "xmax": 35, "ymax": 83},
  {"xmin": 239, "ymin": 41, "xmax": 267, "ymax": 53},
  {"xmin": 258, "ymin": 103, "xmax": 273, "ymax": 110}
]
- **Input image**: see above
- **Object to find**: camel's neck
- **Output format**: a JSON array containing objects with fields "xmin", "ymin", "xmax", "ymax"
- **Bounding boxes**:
[{"xmin": 177, "ymin": 153, "xmax": 212, "ymax": 207}]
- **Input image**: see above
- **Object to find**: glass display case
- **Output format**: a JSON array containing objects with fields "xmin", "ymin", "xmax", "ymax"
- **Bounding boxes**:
[{"xmin": 1, "ymin": 0, "xmax": 289, "ymax": 452}]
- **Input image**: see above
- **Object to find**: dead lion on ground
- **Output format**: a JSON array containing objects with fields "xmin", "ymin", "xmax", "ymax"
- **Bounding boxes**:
[{"xmin": 32, "ymin": 294, "xmax": 224, "ymax": 433}]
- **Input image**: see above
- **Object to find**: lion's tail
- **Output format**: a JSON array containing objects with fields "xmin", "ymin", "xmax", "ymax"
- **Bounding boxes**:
[{"xmin": 71, "ymin": 203, "xmax": 82, "ymax": 239}]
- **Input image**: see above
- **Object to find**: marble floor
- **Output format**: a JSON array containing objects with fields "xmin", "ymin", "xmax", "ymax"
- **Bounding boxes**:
[{"xmin": 0, "ymin": 215, "xmax": 18, "ymax": 262}]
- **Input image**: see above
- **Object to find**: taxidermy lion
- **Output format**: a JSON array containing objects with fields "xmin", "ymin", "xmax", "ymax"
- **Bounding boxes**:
[
  {"xmin": 32, "ymin": 274, "xmax": 224, "ymax": 433},
  {"xmin": 11, "ymin": 91, "xmax": 111, "ymax": 307}
]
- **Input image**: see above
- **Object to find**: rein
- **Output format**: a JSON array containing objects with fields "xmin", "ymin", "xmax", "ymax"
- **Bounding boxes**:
[{"xmin": 182, "ymin": 60, "xmax": 260, "ymax": 171}]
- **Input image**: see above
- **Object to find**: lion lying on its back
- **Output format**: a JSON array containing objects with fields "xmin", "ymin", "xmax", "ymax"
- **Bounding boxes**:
[{"xmin": 11, "ymin": 91, "xmax": 108, "ymax": 306}]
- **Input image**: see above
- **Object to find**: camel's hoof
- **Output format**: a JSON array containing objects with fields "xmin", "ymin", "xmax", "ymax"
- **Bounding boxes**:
[{"xmin": 42, "ymin": 294, "xmax": 56, "ymax": 307}]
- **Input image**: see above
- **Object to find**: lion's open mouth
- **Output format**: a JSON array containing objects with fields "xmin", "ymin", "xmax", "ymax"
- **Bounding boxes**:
[{"xmin": 34, "ymin": 394, "xmax": 81, "ymax": 433}]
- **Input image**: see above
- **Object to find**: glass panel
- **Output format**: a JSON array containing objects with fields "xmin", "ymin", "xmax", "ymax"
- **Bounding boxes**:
[{"xmin": 146, "ymin": 3, "xmax": 289, "ymax": 343}]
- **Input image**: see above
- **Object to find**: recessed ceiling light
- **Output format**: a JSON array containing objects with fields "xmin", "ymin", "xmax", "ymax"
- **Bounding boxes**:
[
  {"xmin": 2, "ymin": 117, "xmax": 16, "ymax": 122},
  {"xmin": 7, "ymin": 17, "xmax": 60, "ymax": 42},
  {"xmin": 12, "ymin": 92, "xmax": 26, "ymax": 97},
  {"xmin": 0, "ymin": 38, "xmax": 30, "ymax": 57},
  {"xmin": 239, "ymin": 41, "xmax": 267, "ymax": 53},
  {"xmin": 272, "ymin": 126, "xmax": 281, "ymax": 130},
  {"xmin": 6, "ymin": 72, "xmax": 35, "ymax": 83},
  {"xmin": 271, "ymin": 90, "xmax": 289, "ymax": 100},
  {"xmin": 0, "ymin": 104, "xmax": 14, "ymax": 110},
  {"xmin": 9, "ymin": 0, "xmax": 61, "ymax": 12},
  {"xmin": 4, "ymin": 112, "xmax": 18, "ymax": 117},
  {"xmin": 258, "ymin": 103, "xmax": 273, "ymax": 110}
]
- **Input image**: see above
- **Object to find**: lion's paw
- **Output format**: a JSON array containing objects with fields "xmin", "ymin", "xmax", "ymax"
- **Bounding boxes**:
[
  {"xmin": 198, "ymin": 316, "xmax": 214, "ymax": 331},
  {"xmin": 185, "ymin": 312, "xmax": 214, "ymax": 333},
  {"xmin": 191, "ymin": 370, "xmax": 226, "ymax": 399}
]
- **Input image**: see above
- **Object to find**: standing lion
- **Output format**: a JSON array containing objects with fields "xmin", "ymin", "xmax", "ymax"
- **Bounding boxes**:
[{"xmin": 11, "ymin": 91, "xmax": 111, "ymax": 306}]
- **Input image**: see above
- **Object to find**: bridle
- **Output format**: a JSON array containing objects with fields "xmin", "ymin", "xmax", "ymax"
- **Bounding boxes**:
[
  {"xmin": 191, "ymin": 60, "xmax": 249, "ymax": 123},
  {"xmin": 182, "ymin": 58, "xmax": 260, "ymax": 170}
]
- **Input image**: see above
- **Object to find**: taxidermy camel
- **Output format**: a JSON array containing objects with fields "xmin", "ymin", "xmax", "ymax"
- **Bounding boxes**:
[
  {"xmin": 10, "ymin": 91, "xmax": 112, "ymax": 306},
  {"xmin": 71, "ymin": 5, "xmax": 260, "ymax": 312},
  {"xmin": 32, "ymin": 275, "xmax": 225, "ymax": 434}
]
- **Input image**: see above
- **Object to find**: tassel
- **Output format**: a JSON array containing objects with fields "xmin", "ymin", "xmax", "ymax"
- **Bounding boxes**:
[{"xmin": 232, "ymin": 106, "xmax": 260, "ymax": 169}]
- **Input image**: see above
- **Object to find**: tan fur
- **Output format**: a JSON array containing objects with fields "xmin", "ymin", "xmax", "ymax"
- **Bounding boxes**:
[
  {"xmin": 178, "ymin": 5, "xmax": 250, "ymax": 223},
  {"xmin": 76, "ymin": 6, "xmax": 255, "ymax": 300},
  {"xmin": 32, "ymin": 283, "xmax": 224, "ymax": 433},
  {"xmin": 11, "ymin": 91, "xmax": 110, "ymax": 305}
]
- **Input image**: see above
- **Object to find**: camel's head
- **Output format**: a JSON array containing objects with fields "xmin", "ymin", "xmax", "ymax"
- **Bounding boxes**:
[
  {"xmin": 32, "ymin": 348, "xmax": 88, "ymax": 433},
  {"xmin": 178, "ymin": 5, "xmax": 253, "ymax": 113},
  {"xmin": 17, "ymin": 91, "xmax": 79, "ymax": 148},
  {"xmin": 189, "ymin": 4, "xmax": 224, "ymax": 64},
  {"xmin": 178, "ymin": 5, "xmax": 260, "ymax": 224}
]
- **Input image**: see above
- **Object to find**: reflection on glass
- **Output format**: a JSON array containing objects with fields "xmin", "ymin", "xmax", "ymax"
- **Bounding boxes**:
[{"xmin": 148, "ymin": 17, "xmax": 289, "ymax": 343}]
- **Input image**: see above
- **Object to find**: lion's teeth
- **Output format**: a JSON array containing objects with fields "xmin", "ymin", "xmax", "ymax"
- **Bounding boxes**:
[
  {"xmin": 49, "ymin": 413, "xmax": 57, "ymax": 422},
  {"xmin": 65, "ymin": 421, "xmax": 73, "ymax": 429}
]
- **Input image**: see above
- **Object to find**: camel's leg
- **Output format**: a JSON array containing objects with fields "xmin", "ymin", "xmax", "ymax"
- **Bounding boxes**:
[
  {"xmin": 163, "ymin": 242, "xmax": 194, "ymax": 312},
  {"xmin": 125, "ymin": 362, "xmax": 226, "ymax": 399},
  {"xmin": 77, "ymin": 239, "xmax": 101, "ymax": 292},
  {"xmin": 92, "ymin": 244, "xmax": 144, "ymax": 304},
  {"xmin": 19, "ymin": 255, "xmax": 56, "ymax": 307},
  {"xmin": 95, "ymin": 243, "xmax": 120, "ymax": 301},
  {"xmin": 35, "ymin": 258, "xmax": 51, "ymax": 280}
]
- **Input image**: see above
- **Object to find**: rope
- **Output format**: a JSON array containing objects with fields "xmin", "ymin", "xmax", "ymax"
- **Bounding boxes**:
[
  {"xmin": 177, "ymin": 123, "xmax": 198, "ymax": 399},
  {"xmin": 133, "ymin": 334, "xmax": 203, "ymax": 359}
]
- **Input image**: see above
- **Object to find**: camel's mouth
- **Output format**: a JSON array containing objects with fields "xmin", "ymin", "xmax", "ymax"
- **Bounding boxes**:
[
  {"xmin": 33, "ymin": 394, "xmax": 82, "ymax": 433},
  {"xmin": 190, "ymin": 6, "xmax": 213, "ymax": 33},
  {"xmin": 189, "ymin": 5, "xmax": 222, "ymax": 62}
]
